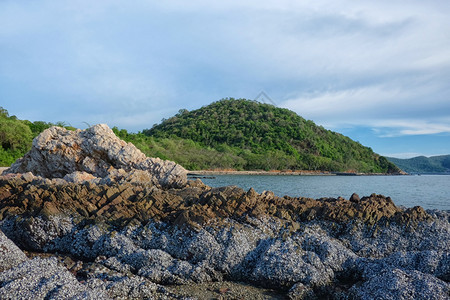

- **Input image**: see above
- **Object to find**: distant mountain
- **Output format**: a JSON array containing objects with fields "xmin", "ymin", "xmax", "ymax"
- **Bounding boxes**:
[
  {"xmin": 387, "ymin": 155, "xmax": 450, "ymax": 174},
  {"xmin": 144, "ymin": 98, "xmax": 401, "ymax": 173}
]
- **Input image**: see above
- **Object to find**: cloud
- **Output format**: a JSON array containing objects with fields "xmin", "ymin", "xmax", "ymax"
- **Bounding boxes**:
[
  {"xmin": 378, "ymin": 120, "xmax": 450, "ymax": 137},
  {"xmin": 0, "ymin": 0, "xmax": 449, "ymax": 143},
  {"xmin": 280, "ymin": 80, "xmax": 450, "ymax": 134}
]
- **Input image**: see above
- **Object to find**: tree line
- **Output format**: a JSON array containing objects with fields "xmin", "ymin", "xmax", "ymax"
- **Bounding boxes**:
[{"xmin": 0, "ymin": 100, "xmax": 400, "ymax": 173}]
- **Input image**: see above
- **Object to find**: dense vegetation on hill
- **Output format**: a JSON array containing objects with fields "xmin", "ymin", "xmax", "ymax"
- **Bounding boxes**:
[
  {"xmin": 387, "ymin": 155, "xmax": 450, "ymax": 174},
  {"xmin": 143, "ymin": 99, "xmax": 399, "ymax": 173},
  {"xmin": 0, "ymin": 100, "xmax": 400, "ymax": 173}
]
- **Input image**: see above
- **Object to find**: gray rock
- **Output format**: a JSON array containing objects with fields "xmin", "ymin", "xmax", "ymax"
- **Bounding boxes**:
[
  {"xmin": 1, "ymin": 216, "xmax": 74, "ymax": 251},
  {"xmin": 381, "ymin": 250, "xmax": 450, "ymax": 281},
  {"xmin": 0, "ymin": 230, "xmax": 28, "ymax": 272},
  {"xmin": 183, "ymin": 229, "xmax": 222, "ymax": 264},
  {"xmin": 79, "ymin": 261, "xmax": 165, "ymax": 299},
  {"xmin": 86, "ymin": 276, "xmax": 162, "ymax": 300},
  {"xmin": 349, "ymin": 268, "xmax": 450, "ymax": 300},
  {"xmin": 6, "ymin": 124, "xmax": 187, "ymax": 188},
  {"xmin": 1, "ymin": 208, "xmax": 448, "ymax": 299},
  {"xmin": 0, "ymin": 257, "xmax": 109, "ymax": 299},
  {"xmin": 251, "ymin": 237, "xmax": 334, "ymax": 288},
  {"xmin": 340, "ymin": 213, "xmax": 450, "ymax": 258},
  {"xmin": 300, "ymin": 226, "xmax": 357, "ymax": 272},
  {"xmin": 101, "ymin": 256, "xmax": 132, "ymax": 274},
  {"xmin": 287, "ymin": 282, "xmax": 316, "ymax": 300},
  {"xmin": 213, "ymin": 223, "xmax": 268, "ymax": 275},
  {"xmin": 136, "ymin": 249, "xmax": 193, "ymax": 284},
  {"xmin": 59, "ymin": 225, "xmax": 108, "ymax": 259}
]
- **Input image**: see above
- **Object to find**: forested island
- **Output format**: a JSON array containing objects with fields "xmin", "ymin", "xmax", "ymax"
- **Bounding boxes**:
[
  {"xmin": 1, "ymin": 99, "xmax": 400, "ymax": 173},
  {"xmin": 387, "ymin": 155, "xmax": 450, "ymax": 174}
]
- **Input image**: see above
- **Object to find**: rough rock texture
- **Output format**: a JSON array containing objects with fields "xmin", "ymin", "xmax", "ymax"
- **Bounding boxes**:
[
  {"xmin": 1, "ymin": 211, "xmax": 448, "ymax": 299},
  {"xmin": 0, "ymin": 124, "xmax": 448, "ymax": 299},
  {"xmin": 0, "ymin": 230, "xmax": 28, "ymax": 272},
  {"xmin": 0, "ymin": 173, "xmax": 449, "ymax": 299},
  {"xmin": 0, "ymin": 175, "xmax": 432, "ymax": 230},
  {"xmin": 349, "ymin": 267, "xmax": 449, "ymax": 300},
  {"xmin": 0, "ymin": 257, "xmax": 109, "ymax": 299},
  {"xmin": 5, "ymin": 124, "xmax": 187, "ymax": 188}
]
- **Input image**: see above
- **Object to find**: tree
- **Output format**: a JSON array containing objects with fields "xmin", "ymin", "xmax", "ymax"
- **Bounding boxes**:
[{"xmin": 0, "ymin": 114, "xmax": 33, "ymax": 152}]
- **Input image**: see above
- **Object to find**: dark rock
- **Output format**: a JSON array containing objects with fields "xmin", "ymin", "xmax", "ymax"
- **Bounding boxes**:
[{"xmin": 349, "ymin": 193, "xmax": 360, "ymax": 203}]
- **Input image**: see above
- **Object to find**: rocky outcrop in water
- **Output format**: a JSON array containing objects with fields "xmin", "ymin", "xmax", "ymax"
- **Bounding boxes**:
[{"xmin": 5, "ymin": 124, "xmax": 187, "ymax": 188}]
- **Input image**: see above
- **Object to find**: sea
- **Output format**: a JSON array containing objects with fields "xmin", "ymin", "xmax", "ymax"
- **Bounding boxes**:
[{"xmin": 199, "ymin": 174, "xmax": 450, "ymax": 211}]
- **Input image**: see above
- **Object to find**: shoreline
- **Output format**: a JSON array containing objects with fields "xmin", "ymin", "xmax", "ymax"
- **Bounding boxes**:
[
  {"xmin": 188, "ymin": 170, "xmax": 333, "ymax": 176},
  {"xmin": 1, "ymin": 166, "xmax": 405, "ymax": 177},
  {"xmin": 0, "ymin": 167, "xmax": 401, "ymax": 177},
  {"xmin": 188, "ymin": 169, "xmax": 403, "ymax": 176}
]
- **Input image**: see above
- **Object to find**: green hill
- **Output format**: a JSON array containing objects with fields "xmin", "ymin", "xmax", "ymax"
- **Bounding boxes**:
[
  {"xmin": 387, "ymin": 155, "xmax": 450, "ymax": 174},
  {"xmin": 143, "ymin": 98, "xmax": 400, "ymax": 173},
  {"xmin": 0, "ymin": 100, "xmax": 401, "ymax": 173}
]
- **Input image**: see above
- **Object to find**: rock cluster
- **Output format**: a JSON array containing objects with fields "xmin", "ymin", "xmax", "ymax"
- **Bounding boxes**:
[
  {"xmin": 0, "ymin": 125, "xmax": 448, "ymax": 299},
  {"xmin": 5, "ymin": 124, "xmax": 187, "ymax": 188},
  {"xmin": 1, "ymin": 173, "xmax": 449, "ymax": 299},
  {"xmin": 0, "ymin": 174, "xmax": 432, "ymax": 237}
]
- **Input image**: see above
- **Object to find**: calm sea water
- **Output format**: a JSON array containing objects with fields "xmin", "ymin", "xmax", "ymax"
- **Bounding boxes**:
[{"xmin": 199, "ymin": 175, "xmax": 450, "ymax": 210}]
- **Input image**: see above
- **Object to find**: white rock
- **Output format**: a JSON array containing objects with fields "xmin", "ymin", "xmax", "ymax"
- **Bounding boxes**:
[{"xmin": 5, "ymin": 124, "xmax": 187, "ymax": 188}]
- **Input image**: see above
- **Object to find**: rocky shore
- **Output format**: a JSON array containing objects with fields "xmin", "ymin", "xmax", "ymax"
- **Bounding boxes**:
[{"xmin": 0, "ymin": 125, "xmax": 448, "ymax": 299}]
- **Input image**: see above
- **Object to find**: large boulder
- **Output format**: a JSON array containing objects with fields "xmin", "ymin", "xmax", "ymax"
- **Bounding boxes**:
[{"xmin": 5, "ymin": 124, "xmax": 187, "ymax": 188}]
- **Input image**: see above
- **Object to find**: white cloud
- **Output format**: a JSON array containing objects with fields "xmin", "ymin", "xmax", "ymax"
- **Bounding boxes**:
[{"xmin": 1, "ymin": 0, "xmax": 449, "ymax": 137}]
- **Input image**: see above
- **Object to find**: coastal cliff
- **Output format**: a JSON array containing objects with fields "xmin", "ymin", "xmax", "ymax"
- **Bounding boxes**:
[{"xmin": 0, "ymin": 125, "xmax": 448, "ymax": 299}]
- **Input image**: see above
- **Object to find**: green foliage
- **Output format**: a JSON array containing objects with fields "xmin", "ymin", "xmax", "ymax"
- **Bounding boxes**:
[
  {"xmin": 0, "ymin": 117, "xmax": 32, "ymax": 152},
  {"xmin": 0, "ymin": 101, "xmax": 401, "ymax": 173},
  {"xmin": 112, "ymin": 126, "xmax": 247, "ymax": 170},
  {"xmin": 0, "ymin": 108, "xmax": 33, "ymax": 166},
  {"xmin": 143, "ymin": 98, "xmax": 400, "ymax": 173},
  {"xmin": 387, "ymin": 155, "xmax": 450, "ymax": 174},
  {"xmin": 0, "ymin": 106, "xmax": 77, "ymax": 166},
  {"xmin": 23, "ymin": 120, "xmax": 54, "ymax": 137}
]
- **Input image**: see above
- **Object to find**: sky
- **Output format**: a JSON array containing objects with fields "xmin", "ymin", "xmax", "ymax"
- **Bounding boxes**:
[{"xmin": 1, "ymin": 0, "xmax": 449, "ymax": 158}]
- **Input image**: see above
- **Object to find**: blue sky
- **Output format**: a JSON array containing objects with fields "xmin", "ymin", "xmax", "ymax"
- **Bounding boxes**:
[{"xmin": 1, "ymin": 0, "xmax": 449, "ymax": 158}]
